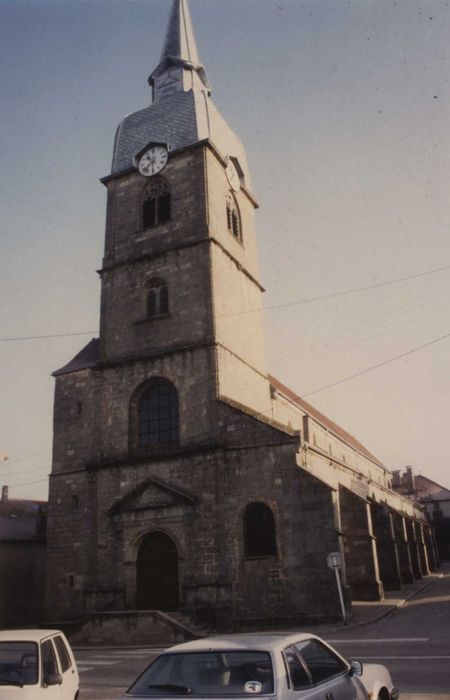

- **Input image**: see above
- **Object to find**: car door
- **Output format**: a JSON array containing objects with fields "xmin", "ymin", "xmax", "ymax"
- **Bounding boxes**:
[
  {"xmin": 294, "ymin": 640, "xmax": 363, "ymax": 700},
  {"xmin": 52, "ymin": 634, "xmax": 79, "ymax": 700}
]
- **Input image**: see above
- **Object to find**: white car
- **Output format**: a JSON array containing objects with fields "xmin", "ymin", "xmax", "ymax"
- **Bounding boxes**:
[
  {"xmin": 120, "ymin": 633, "xmax": 398, "ymax": 700},
  {"xmin": 0, "ymin": 629, "xmax": 79, "ymax": 699}
]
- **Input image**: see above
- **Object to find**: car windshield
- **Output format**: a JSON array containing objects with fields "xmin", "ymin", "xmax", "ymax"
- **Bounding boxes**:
[
  {"xmin": 129, "ymin": 651, "xmax": 274, "ymax": 696},
  {"xmin": 0, "ymin": 642, "xmax": 38, "ymax": 686}
]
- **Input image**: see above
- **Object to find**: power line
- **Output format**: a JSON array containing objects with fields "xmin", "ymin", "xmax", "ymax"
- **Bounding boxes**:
[
  {"xmin": 304, "ymin": 330, "xmax": 450, "ymax": 397},
  {"xmin": 219, "ymin": 262, "xmax": 450, "ymax": 317},
  {"xmin": 7, "ymin": 477, "xmax": 49, "ymax": 488},
  {"xmin": 272, "ymin": 280, "xmax": 450, "ymax": 373},
  {"xmin": 265, "ymin": 263, "xmax": 450, "ymax": 308},
  {"xmin": 9, "ymin": 326, "xmax": 445, "ymax": 487},
  {"xmin": 1, "ymin": 449, "xmax": 51, "ymax": 466},
  {"xmin": 2, "ymin": 264, "xmax": 450, "ymax": 342},
  {"xmin": 0, "ymin": 464, "xmax": 49, "ymax": 478},
  {"xmin": 0, "ymin": 331, "xmax": 97, "ymax": 342}
]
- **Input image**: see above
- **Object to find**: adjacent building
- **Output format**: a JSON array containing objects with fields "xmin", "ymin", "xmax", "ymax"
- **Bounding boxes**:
[
  {"xmin": 45, "ymin": 0, "xmax": 437, "ymax": 633},
  {"xmin": 393, "ymin": 467, "xmax": 450, "ymax": 560},
  {"xmin": 0, "ymin": 486, "xmax": 47, "ymax": 627}
]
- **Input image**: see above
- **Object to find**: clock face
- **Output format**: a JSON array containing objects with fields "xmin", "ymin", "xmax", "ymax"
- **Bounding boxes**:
[{"xmin": 138, "ymin": 145, "xmax": 169, "ymax": 177}]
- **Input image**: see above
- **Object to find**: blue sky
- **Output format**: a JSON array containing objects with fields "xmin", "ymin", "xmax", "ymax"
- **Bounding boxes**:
[{"xmin": 1, "ymin": 0, "xmax": 450, "ymax": 498}]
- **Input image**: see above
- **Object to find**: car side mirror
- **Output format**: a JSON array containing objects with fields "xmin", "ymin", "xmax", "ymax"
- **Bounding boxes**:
[
  {"xmin": 44, "ymin": 672, "xmax": 63, "ymax": 686},
  {"xmin": 350, "ymin": 660, "xmax": 363, "ymax": 677}
]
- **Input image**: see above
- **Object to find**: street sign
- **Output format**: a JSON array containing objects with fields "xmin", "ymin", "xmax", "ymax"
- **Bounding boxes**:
[
  {"xmin": 327, "ymin": 551, "xmax": 342, "ymax": 569},
  {"xmin": 326, "ymin": 551, "xmax": 347, "ymax": 625}
]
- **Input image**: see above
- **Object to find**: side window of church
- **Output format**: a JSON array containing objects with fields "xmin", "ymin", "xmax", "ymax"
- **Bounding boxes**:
[
  {"xmin": 226, "ymin": 195, "xmax": 242, "ymax": 241},
  {"xmin": 143, "ymin": 177, "xmax": 171, "ymax": 228},
  {"xmin": 137, "ymin": 379, "xmax": 179, "ymax": 446},
  {"xmin": 147, "ymin": 278, "xmax": 169, "ymax": 318},
  {"xmin": 244, "ymin": 502, "xmax": 277, "ymax": 558}
]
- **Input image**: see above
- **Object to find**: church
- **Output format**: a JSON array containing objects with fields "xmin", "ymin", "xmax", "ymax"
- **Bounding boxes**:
[{"xmin": 45, "ymin": 0, "xmax": 437, "ymax": 634}]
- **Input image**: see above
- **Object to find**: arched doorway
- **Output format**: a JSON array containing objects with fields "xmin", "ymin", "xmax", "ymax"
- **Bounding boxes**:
[{"xmin": 136, "ymin": 531, "xmax": 179, "ymax": 610}]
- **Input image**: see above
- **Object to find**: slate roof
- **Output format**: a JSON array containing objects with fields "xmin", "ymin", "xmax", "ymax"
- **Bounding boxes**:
[
  {"xmin": 0, "ymin": 499, "xmax": 46, "ymax": 541},
  {"xmin": 53, "ymin": 337, "xmax": 100, "ymax": 377},
  {"xmin": 110, "ymin": 0, "xmax": 250, "ymax": 186},
  {"xmin": 415, "ymin": 474, "xmax": 450, "ymax": 501},
  {"xmin": 268, "ymin": 374, "xmax": 386, "ymax": 469},
  {"xmin": 112, "ymin": 91, "xmax": 198, "ymax": 174}
]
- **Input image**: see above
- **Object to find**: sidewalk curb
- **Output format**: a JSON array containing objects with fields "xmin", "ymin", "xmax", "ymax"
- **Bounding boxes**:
[{"xmin": 339, "ymin": 572, "xmax": 444, "ymax": 631}]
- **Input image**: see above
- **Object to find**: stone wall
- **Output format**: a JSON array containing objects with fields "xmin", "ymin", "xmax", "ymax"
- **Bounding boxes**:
[{"xmin": 47, "ymin": 394, "xmax": 342, "ymax": 625}]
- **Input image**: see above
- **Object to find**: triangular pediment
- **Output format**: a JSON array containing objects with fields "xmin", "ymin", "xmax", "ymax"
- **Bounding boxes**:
[{"xmin": 109, "ymin": 477, "xmax": 196, "ymax": 515}]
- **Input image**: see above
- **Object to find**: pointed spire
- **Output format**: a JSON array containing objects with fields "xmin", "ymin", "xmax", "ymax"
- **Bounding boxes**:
[
  {"xmin": 161, "ymin": 0, "xmax": 200, "ymax": 66},
  {"xmin": 149, "ymin": 0, "xmax": 211, "ymax": 101}
]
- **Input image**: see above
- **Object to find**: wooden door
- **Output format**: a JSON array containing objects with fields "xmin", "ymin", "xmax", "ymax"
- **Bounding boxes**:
[{"xmin": 136, "ymin": 531, "xmax": 179, "ymax": 610}]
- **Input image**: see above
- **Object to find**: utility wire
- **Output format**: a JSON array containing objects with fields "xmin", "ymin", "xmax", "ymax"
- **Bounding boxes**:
[
  {"xmin": 2, "ymin": 263, "xmax": 450, "ymax": 341},
  {"xmin": 7, "ymin": 476, "xmax": 49, "ymax": 488},
  {"xmin": 219, "ymin": 262, "xmax": 450, "ymax": 317},
  {"xmin": 10, "ymin": 325, "xmax": 445, "ymax": 486},
  {"xmin": 0, "ymin": 331, "xmax": 97, "ymax": 342},
  {"xmin": 1, "ymin": 449, "xmax": 50, "ymax": 466},
  {"xmin": 0, "ymin": 464, "xmax": 50, "ymax": 478},
  {"xmin": 273, "ymin": 280, "xmax": 450, "ymax": 373},
  {"xmin": 304, "ymin": 330, "xmax": 450, "ymax": 397}
]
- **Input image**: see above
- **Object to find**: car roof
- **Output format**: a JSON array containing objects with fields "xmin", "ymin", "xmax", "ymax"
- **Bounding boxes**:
[
  {"xmin": 163, "ymin": 632, "xmax": 321, "ymax": 654},
  {"xmin": 0, "ymin": 629, "xmax": 64, "ymax": 643}
]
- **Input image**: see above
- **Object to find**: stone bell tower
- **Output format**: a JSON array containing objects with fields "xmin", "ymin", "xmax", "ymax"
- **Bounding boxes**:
[
  {"xmin": 46, "ymin": 0, "xmax": 284, "ymax": 624},
  {"xmin": 99, "ymin": 0, "xmax": 269, "ymax": 424}
]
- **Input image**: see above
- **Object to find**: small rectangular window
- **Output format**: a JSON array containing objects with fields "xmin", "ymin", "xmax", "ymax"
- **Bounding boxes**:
[{"xmin": 72, "ymin": 495, "xmax": 79, "ymax": 510}]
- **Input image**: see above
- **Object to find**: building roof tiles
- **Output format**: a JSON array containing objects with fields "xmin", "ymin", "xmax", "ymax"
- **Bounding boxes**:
[{"xmin": 268, "ymin": 374, "xmax": 385, "ymax": 469}]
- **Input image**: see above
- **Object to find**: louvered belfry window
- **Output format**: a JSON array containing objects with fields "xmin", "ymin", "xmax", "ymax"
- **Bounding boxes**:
[
  {"xmin": 147, "ymin": 278, "xmax": 169, "ymax": 318},
  {"xmin": 226, "ymin": 195, "xmax": 242, "ymax": 241},
  {"xmin": 143, "ymin": 177, "xmax": 171, "ymax": 228},
  {"xmin": 138, "ymin": 379, "xmax": 179, "ymax": 446}
]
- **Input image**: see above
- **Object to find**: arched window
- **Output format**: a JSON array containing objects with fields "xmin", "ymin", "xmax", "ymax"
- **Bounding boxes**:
[
  {"xmin": 147, "ymin": 278, "xmax": 169, "ymax": 318},
  {"xmin": 244, "ymin": 502, "xmax": 277, "ymax": 558},
  {"xmin": 137, "ymin": 379, "xmax": 179, "ymax": 447},
  {"xmin": 143, "ymin": 177, "xmax": 171, "ymax": 228},
  {"xmin": 226, "ymin": 195, "xmax": 242, "ymax": 241}
]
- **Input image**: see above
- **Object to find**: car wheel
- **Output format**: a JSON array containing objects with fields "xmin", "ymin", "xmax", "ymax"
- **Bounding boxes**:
[{"xmin": 377, "ymin": 690, "xmax": 390, "ymax": 700}]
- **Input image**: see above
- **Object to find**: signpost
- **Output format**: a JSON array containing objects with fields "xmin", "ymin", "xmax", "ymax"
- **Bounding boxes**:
[{"xmin": 327, "ymin": 551, "xmax": 347, "ymax": 625}]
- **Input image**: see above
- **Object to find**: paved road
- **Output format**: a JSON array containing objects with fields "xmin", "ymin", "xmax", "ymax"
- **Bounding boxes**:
[
  {"xmin": 77, "ymin": 647, "xmax": 162, "ymax": 699},
  {"xmin": 328, "ymin": 566, "xmax": 450, "ymax": 699},
  {"xmin": 75, "ymin": 567, "xmax": 450, "ymax": 700}
]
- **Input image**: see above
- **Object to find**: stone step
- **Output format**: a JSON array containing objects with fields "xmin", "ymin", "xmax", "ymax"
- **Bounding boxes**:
[{"xmin": 165, "ymin": 611, "xmax": 209, "ymax": 638}]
